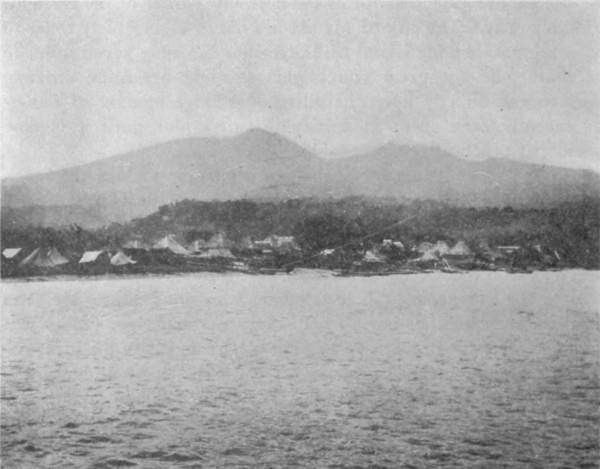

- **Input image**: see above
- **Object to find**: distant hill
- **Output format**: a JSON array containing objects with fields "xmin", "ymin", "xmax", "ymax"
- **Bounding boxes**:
[
  {"xmin": 2, "ymin": 128, "xmax": 599, "ymax": 227},
  {"xmin": 331, "ymin": 144, "xmax": 600, "ymax": 207}
]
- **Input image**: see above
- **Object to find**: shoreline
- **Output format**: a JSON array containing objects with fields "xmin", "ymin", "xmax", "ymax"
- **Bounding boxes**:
[{"xmin": 1, "ymin": 266, "xmax": 596, "ymax": 284}]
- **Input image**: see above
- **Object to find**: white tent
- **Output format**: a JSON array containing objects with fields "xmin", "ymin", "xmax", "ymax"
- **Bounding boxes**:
[
  {"xmin": 110, "ymin": 251, "xmax": 136, "ymax": 266},
  {"xmin": 363, "ymin": 250, "xmax": 385, "ymax": 263},
  {"xmin": 20, "ymin": 247, "xmax": 69, "ymax": 268},
  {"xmin": 433, "ymin": 241, "xmax": 450, "ymax": 256},
  {"xmin": 152, "ymin": 235, "xmax": 191, "ymax": 255},
  {"xmin": 2, "ymin": 248, "xmax": 22, "ymax": 259},
  {"xmin": 409, "ymin": 250, "xmax": 439, "ymax": 264},
  {"xmin": 448, "ymin": 241, "xmax": 473, "ymax": 257},
  {"xmin": 79, "ymin": 250, "xmax": 106, "ymax": 264}
]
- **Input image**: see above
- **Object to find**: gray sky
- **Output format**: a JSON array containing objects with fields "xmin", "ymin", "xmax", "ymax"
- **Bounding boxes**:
[{"xmin": 2, "ymin": 1, "xmax": 599, "ymax": 177}]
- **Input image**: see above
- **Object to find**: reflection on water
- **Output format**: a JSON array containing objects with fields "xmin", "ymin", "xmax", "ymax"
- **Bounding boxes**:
[{"xmin": 1, "ymin": 271, "xmax": 598, "ymax": 468}]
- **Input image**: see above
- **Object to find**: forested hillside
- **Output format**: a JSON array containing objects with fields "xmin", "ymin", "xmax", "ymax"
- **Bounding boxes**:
[{"xmin": 3, "ymin": 197, "xmax": 598, "ymax": 268}]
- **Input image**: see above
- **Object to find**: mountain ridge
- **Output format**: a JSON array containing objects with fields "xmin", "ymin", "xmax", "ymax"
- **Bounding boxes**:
[{"xmin": 2, "ymin": 128, "xmax": 599, "ymax": 227}]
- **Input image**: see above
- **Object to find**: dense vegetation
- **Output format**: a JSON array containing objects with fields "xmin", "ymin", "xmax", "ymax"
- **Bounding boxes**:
[{"xmin": 2, "ymin": 197, "xmax": 599, "ymax": 269}]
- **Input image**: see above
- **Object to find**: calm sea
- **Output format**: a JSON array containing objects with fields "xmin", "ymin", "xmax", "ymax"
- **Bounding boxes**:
[{"xmin": 1, "ymin": 271, "xmax": 598, "ymax": 468}]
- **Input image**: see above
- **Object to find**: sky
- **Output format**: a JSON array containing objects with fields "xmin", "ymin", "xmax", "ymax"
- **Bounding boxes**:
[{"xmin": 1, "ymin": 1, "xmax": 599, "ymax": 177}]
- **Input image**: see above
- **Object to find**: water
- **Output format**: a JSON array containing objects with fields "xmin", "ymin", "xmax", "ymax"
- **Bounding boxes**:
[{"xmin": 1, "ymin": 271, "xmax": 598, "ymax": 468}]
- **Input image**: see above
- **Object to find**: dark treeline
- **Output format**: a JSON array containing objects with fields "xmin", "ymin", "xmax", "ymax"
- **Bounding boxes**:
[{"xmin": 2, "ymin": 196, "xmax": 599, "ymax": 268}]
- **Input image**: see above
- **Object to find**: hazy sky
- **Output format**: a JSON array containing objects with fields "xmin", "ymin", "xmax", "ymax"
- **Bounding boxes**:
[{"xmin": 2, "ymin": 1, "xmax": 599, "ymax": 177}]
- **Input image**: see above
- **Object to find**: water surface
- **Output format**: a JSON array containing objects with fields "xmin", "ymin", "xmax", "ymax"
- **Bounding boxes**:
[{"xmin": 1, "ymin": 271, "xmax": 599, "ymax": 468}]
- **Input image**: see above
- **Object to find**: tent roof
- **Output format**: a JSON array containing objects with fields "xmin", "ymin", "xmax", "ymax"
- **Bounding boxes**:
[
  {"xmin": 153, "ymin": 235, "xmax": 191, "ymax": 255},
  {"xmin": 2, "ymin": 248, "xmax": 22, "ymax": 259},
  {"xmin": 79, "ymin": 250, "xmax": 105, "ymax": 263}
]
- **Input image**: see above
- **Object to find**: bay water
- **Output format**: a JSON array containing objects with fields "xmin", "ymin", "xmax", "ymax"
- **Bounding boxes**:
[{"xmin": 1, "ymin": 271, "xmax": 598, "ymax": 468}]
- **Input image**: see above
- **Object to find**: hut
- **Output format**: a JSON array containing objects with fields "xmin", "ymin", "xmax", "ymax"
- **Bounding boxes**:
[
  {"xmin": 152, "ymin": 235, "xmax": 191, "ymax": 255},
  {"xmin": 20, "ymin": 247, "xmax": 69, "ymax": 268}
]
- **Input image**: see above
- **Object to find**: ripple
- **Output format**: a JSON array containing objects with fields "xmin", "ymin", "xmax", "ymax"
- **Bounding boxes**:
[
  {"xmin": 221, "ymin": 447, "xmax": 248, "ymax": 456},
  {"xmin": 77, "ymin": 435, "xmax": 119, "ymax": 444},
  {"xmin": 130, "ymin": 450, "xmax": 166, "ymax": 459},
  {"xmin": 159, "ymin": 452, "xmax": 204, "ymax": 462},
  {"xmin": 63, "ymin": 422, "xmax": 80, "ymax": 429},
  {"xmin": 92, "ymin": 458, "xmax": 137, "ymax": 468}
]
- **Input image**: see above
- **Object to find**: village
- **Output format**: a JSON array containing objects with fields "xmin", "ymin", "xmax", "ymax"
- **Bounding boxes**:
[{"xmin": 0, "ymin": 229, "xmax": 565, "ymax": 278}]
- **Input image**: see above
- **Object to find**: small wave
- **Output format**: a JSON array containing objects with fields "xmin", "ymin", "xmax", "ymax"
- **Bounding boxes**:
[
  {"xmin": 462, "ymin": 438, "xmax": 499, "ymax": 447},
  {"xmin": 406, "ymin": 437, "xmax": 428, "ymax": 446},
  {"xmin": 77, "ymin": 435, "xmax": 118, "ymax": 444},
  {"xmin": 221, "ymin": 447, "xmax": 248, "ymax": 457},
  {"xmin": 131, "ymin": 433, "xmax": 154, "ymax": 440},
  {"xmin": 159, "ymin": 452, "xmax": 204, "ymax": 462},
  {"xmin": 422, "ymin": 451, "xmax": 453, "ymax": 462},
  {"xmin": 92, "ymin": 458, "xmax": 137, "ymax": 468},
  {"xmin": 116, "ymin": 420, "xmax": 152, "ymax": 429},
  {"xmin": 130, "ymin": 450, "xmax": 166, "ymax": 459},
  {"xmin": 92, "ymin": 417, "xmax": 120, "ymax": 425}
]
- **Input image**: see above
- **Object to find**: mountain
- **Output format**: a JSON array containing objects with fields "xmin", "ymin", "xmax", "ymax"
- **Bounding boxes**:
[
  {"xmin": 2, "ymin": 128, "xmax": 599, "ymax": 227},
  {"xmin": 330, "ymin": 143, "xmax": 600, "ymax": 207},
  {"xmin": 1, "ymin": 129, "xmax": 330, "ymax": 224}
]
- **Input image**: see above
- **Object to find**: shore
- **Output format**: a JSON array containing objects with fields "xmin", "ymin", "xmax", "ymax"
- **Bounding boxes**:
[{"xmin": 0, "ymin": 264, "xmax": 590, "ymax": 284}]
